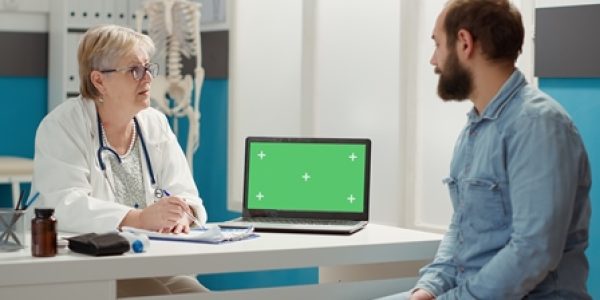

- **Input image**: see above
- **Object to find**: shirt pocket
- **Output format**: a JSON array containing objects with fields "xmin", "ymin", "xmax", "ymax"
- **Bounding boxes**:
[
  {"xmin": 461, "ymin": 178, "xmax": 508, "ymax": 233},
  {"xmin": 443, "ymin": 177, "xmax": 459, "ymax": 210},
  {"xmin": 444, "ymin": 177, "xmax": 461, "ymax": 225}
]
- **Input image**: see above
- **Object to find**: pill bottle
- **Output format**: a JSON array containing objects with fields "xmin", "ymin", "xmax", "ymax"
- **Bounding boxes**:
[
  {"xmin": 119, "ymin": 232, "xmax": 150, "ymax": 253},
  {"xmin": 31, "ymin": 208, "xmax": 57, "ymax": 257}
]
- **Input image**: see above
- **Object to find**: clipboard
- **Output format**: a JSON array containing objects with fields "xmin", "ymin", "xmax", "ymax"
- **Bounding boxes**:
[{"xmin": 121, "ymin": 225, "xmax": 256, "ymax": 244}]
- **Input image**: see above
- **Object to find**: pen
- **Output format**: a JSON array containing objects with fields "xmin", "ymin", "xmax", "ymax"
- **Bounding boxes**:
[
  {"xmin": 23, "ymin": 192, "xmax": 40, "ymax": 210},
  {"xmin": 1, "ymin": 191, "xmax": 26, "ymax": 243},
  {"xmin": 184, "ymin": 210, "xmax": 205, "ymax": 229},
  {"xmin": 14, "ymin": 190, "xmax": 25, "ymax": 210},
  {"xmin": 3, "ymin": 190, "xmax": 40, "ymax": 243},
  {"xmin": 162, "ymin": 189, "xmax": 205, "ymax": 230}
]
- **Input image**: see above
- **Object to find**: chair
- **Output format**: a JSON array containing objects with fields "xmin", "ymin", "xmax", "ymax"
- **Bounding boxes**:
[{"xmin": 0, "ymin": 156, "xmax": 34, "ymax": 208}]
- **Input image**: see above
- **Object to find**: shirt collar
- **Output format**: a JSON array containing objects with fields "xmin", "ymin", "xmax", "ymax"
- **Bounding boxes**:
[{"xmin": 467, "ymin": 69, "xmax": 527, "ymax": 123}]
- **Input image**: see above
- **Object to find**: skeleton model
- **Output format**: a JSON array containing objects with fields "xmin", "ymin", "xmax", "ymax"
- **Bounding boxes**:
[{"xmin": 136, "ymin": 0, "xmax": 205, "ymax": 171}]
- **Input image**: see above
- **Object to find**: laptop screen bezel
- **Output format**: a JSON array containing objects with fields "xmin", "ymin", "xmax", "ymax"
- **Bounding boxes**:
[{"xmin": 242, "ymin": 136, "xmax": 371, "ymax": 221}]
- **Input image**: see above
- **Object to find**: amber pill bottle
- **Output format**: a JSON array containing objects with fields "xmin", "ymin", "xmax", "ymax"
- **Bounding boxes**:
[{"xmin": 31, "ymin": 208, "xmax": 57, "ymax": 257}]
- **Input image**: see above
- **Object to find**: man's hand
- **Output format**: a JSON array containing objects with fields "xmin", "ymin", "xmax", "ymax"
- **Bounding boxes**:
[{"xmin": 410, "ymin": 289, "xmax": 435, "ymax": 300}]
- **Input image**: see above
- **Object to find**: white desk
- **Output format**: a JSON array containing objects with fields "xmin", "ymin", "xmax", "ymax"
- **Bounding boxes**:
[{"xmin": 0, "ymin": 224, "xmax": 441, "ymax": 300}]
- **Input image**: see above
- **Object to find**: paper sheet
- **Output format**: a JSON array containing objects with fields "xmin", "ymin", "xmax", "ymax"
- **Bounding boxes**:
[{"xmin": 121, "ymin": 225, "xmax": 256, "ymax": 244}]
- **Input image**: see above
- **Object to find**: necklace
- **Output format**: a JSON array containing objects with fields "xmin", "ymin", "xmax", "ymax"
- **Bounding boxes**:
[{"xmin": 101, "ymin": 120, "xmax": 137, "ymax": 158}]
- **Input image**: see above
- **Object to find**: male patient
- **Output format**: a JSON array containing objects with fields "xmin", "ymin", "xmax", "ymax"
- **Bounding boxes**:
[{"xmin": 380, "ymin": 0, "xmax": 592, "ymax": 299}]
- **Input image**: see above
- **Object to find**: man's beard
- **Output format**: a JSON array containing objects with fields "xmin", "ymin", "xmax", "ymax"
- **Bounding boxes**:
[{"xmin": 436, "ymin": 49, "xmax": 472, "ymax": 101}]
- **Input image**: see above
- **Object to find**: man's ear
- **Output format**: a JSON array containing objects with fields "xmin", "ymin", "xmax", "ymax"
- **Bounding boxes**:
[
  {"xmin": 90, "ymin": 70, "xmax": 106, "ymax": 96},
  {"xmin": 456, "ymin": 28, "xmax": 474, "ymax": 59}
]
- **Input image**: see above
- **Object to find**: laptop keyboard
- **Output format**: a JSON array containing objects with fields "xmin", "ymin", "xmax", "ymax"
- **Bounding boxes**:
[{"xmin": 244, "ymin": 217, "xmax": 361, "ymax": 226}]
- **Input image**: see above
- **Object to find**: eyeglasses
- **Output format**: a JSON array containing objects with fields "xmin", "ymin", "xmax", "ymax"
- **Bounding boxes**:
[{"xmin": 100, "ymin": 63, "xmax": 159, "ymax": 81}]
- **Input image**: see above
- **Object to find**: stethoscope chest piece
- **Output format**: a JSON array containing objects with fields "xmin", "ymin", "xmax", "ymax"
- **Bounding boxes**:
[{"xmin": 154, "ymin": 188, "xmax": 164, "ymax": 199}]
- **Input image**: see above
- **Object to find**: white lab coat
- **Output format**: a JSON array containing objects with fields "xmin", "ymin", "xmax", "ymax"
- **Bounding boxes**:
[{"xmin": 32, "ymin": 97, "xmax": 207, "ymax": 233}]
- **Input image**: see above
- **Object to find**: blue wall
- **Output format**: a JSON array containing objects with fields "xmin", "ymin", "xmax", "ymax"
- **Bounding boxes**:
[
  {"xmin": 0, "ymin": 76, "xmax": 317, "ymax": 290},
  {"xmin": 539, "ymin": 78, "xmax": 600, "ymax": 298},
  {"xmin": 0, "ymin": 77, "xmax": 46, "ymax": 207},
  {"xmin": 0, "ymin": 77, "xmax": 46, "ymax": 158}
]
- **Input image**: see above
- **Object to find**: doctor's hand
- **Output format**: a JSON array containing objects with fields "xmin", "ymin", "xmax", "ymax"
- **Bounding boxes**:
[
  {"xmin": 158, "ymin": 198, "xmax": 195, "ymax": 234},
  {"xmin": 137, "ymin": 197, "xmax": 190, "ymax": 232},
  {"xmin": 161, "ymin": 214, "xmax": 192, "ymax": 234},
  {"xmin": 155, "ymin": 197, "xmax": 195, "ymax": 234}
]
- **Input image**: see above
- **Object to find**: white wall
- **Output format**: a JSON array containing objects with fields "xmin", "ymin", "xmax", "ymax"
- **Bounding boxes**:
[
  {"xmin": 0, "ymin": 0, "xmax": 48, "ymax": 32},
  {"xmin": 228, "ymin": 0, "xmax": 304, "ymax": 211},
  {"xmin": 310, "ymin": 0, "xmax": 403, "ymax": 225},
  {"xmin": 227, "ymin": 0, "xmax": 483, "ymax": 229},
  {"xmin": 228, "ymin": 0, "xmax": 406, "ymax": 226},
  {"xmin": 409, "ymin": 0, "xmax": 471, "ymax": 230},
  {"xmin": 536, "ymin": 0, "xmax": 600, "ymax": 7}
]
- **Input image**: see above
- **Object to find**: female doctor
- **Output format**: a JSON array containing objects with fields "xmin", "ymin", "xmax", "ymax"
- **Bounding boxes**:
[{"xmin": 32, "ymin": 25, "xmax": 208, "ymax": 295}]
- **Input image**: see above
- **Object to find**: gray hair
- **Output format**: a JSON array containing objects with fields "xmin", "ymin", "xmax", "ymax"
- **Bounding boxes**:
[{"xmin": 77, "ymin": 24, "xmax": 155, "ymax": 99}]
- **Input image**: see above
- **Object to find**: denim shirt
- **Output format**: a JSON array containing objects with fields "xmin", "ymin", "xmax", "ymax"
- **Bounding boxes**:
[{"xmin": 415, "ymin": 70, "xmax": 591, "ymax": 299}]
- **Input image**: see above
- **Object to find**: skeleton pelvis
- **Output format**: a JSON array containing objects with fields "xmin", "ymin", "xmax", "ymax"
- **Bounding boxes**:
[{"xmin": 150, "ymin": 75, "xmax": 194, "ymax": 108}]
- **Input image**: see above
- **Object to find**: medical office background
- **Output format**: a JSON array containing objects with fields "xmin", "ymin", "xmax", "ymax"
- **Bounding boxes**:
[{"xmin": 0, "ymin": 0, "xmax": 598, "ymax": 296}]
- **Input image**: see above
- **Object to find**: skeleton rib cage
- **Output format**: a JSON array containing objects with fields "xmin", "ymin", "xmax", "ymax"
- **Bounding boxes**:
[{"xmin": 136, "ymin": 0, "xmax": 205, "ymax": 171}]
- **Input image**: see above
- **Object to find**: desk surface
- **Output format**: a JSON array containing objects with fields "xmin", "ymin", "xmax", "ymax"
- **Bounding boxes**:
[{"xmin": 0, "ymin": 224, "xmax": 441, "ymax": 288}]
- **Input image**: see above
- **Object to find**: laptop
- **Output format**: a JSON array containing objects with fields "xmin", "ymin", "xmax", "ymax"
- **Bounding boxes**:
[{"xmin": 222, "ymin": 136, "xmax": 371, "ymax": 234}]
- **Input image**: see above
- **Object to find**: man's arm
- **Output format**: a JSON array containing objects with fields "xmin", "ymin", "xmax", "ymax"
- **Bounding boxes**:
[
  {"xmin": 413, "ymin": 214, "xmax": 459, "ymax": 296},
  {"xmin": 438, "ymin": 115, "xmax": 586, "ymax": 299}
]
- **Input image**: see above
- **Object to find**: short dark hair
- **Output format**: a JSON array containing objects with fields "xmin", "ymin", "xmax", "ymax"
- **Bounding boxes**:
[{"xmin": 444, "ymin": 0, "xmax": 524, "ymax": 63}]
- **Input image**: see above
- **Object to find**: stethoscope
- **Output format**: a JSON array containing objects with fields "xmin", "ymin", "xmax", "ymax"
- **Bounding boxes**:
[{"xmin": 96, "ymin": 113, "xmax": 167, "ymax": 205}]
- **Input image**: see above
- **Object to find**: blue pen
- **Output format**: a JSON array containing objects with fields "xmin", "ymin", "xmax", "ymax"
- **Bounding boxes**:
[
  {"xmin": 23, "ymin": 192, "xmax": 40, "ymax": 210},
  {"xmin": 162, "ymin": 189, "xmax": 205, "ymax": 229}
]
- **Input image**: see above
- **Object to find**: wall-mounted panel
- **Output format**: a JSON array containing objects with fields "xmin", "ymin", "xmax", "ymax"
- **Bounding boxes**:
[
  {"xmin": 535, "ymin": 4, "xmax": 600, "ymax": 77},
  {"xmin": 0, "ymin": 32, "xmax": 47, "ymax": 77},
  {"xmin": 201, "ymin": 30, "xmax": 228, "ymax": 78}
]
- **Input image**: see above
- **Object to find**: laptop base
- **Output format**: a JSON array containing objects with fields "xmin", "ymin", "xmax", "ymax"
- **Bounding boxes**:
[{"xmin": 220, "ymin": 218, "xmax": 367, "ymax": 235}]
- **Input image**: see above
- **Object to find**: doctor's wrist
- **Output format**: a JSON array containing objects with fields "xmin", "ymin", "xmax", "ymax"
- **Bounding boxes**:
[{"xmin": 119, "ymin": 209, "xmax": 143, "ymax": 230}]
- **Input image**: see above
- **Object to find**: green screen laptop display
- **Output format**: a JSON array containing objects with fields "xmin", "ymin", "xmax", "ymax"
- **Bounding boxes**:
[{"xmin": 245, "ymin": 138, "xmax": 369, "ymax": 214}]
